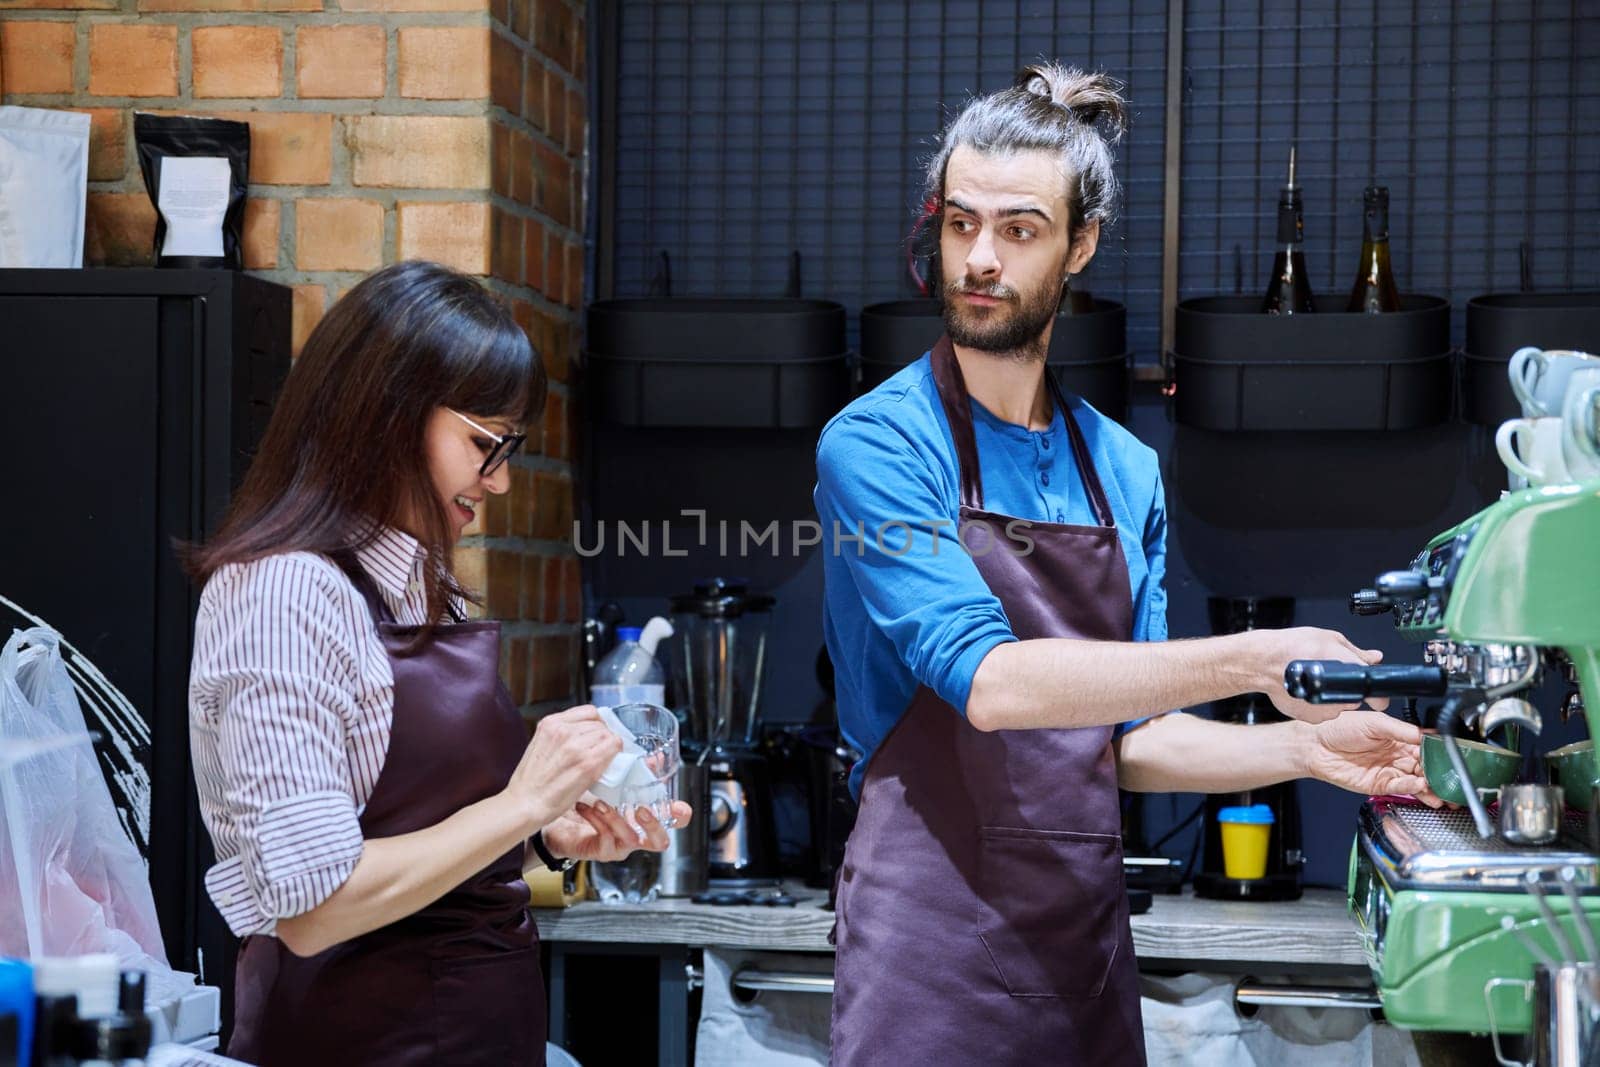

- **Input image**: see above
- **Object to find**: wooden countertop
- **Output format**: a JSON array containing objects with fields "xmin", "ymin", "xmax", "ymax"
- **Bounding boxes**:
[{"xmin": 534, "ymin": 885, "xmax": 1367, "ymax": 968}]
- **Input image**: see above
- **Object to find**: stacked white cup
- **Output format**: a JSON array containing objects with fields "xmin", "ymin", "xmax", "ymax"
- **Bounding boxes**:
[{"xmin": 1495, "ymin": 347, "xmax": 1600, "ymax": 489}]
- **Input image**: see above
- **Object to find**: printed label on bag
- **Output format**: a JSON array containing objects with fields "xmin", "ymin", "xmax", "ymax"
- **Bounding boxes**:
[{"xmin": 157, "ymin": 155, "xmax": 230, "ymax": 257}]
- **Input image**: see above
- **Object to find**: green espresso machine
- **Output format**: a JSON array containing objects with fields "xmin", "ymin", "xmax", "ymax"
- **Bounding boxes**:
[{"xmin": 1285, "ymin": 480, "xmax": 1600, "ymax": 1053}]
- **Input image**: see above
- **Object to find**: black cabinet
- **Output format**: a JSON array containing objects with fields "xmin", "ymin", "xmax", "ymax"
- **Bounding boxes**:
[{"xmin": 0, "ymin": 268, "xmax": 289, "ymax": 1007}]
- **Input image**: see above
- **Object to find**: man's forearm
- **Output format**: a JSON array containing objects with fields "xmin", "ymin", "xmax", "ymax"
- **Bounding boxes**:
[
  {"xmin": 965, "ymin": 632, "xmax": 1271, "ymax": 732},
  {"xmin": 1113, "ymin": 712, "xmax": 1313, "ymax": 793}
]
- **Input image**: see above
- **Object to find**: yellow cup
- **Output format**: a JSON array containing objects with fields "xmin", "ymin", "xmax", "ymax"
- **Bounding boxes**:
[{"xmin": 1218, "ymin": 804, "xmax": 1274, "ymax": 881}]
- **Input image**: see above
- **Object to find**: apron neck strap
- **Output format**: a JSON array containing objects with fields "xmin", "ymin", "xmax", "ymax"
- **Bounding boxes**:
[
  {"xmin": 930, "ymin": 334, "xmax": 1117, "ymax": 528},
  {"xmin": 930, "ymin": 335, "xmax": 986, "ymax": 511}
]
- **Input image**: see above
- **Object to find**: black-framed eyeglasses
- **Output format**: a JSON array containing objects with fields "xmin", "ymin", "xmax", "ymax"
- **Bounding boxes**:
[{"xmin": 448, "ymin": 409, "xmax": 526, "ymax": 477}]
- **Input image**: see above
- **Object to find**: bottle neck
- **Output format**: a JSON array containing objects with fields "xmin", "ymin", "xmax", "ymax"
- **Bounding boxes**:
[
  {"xmin": 1362, "ymin": 204, "xmax": 1390, "ymax": 245},
  {"xmin": 1276, "ymin": 190, "xmax": 1304, "ymax": 248},
  {"xmin": 1360, "ymin": 227, "xmax": 1392, "ymax": 271}
]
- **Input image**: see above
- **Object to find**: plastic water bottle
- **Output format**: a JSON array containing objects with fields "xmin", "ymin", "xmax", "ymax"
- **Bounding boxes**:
[
  {"xmin": 590, "ymin": 849, "xmax": 662, "ymax": 906},
  {"xmin": 588, "ymin": 617, "xmax": 672, "ymax": 709},
  {"xmin": 590, "ymin": 617, "xmax": 672, "ymax": 904}
]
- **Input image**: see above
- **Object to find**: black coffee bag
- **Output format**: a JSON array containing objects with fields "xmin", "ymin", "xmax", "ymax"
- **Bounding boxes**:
[{"xmin": 134, "ymin": 113, "xmax": 250, "ymax": 269}]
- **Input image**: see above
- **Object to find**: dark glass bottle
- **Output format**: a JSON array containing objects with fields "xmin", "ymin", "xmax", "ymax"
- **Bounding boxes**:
[
  {"xmin": 1347, "ymin": 185, "xmax": 1401, "ymax": 313},
  {"xmin": 1261, "ymin": 146, "xmax": 1315, "ymax": 315}
]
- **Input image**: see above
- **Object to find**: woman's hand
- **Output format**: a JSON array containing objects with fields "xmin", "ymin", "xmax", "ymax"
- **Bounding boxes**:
[
  {"xmin": 502, "ymin": 705, "xmax": 623, "ymax": 832},
  {"xmin": 1305, "ymin": 710, "xmax": 1442, "ymax": 806},
  {"xmin": 541, "ymin": 799, "xmax": 696, "ymax": 864}
]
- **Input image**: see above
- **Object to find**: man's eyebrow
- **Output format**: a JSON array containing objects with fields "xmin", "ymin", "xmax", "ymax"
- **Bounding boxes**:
[
  {"xmin": 944, "ymin": 197, "xmax": 1053, "ymax": 224},
  {"xmin": 1001, "ymin": 204, "xmax": 1052, "ymax": 223}
]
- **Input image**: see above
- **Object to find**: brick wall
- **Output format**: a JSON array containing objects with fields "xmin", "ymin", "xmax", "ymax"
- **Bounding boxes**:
[{"xmin": 0, "ymin": 0, "xmax": 586, "ymax": 717}]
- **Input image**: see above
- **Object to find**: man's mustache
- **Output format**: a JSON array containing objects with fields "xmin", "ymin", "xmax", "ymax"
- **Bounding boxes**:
[{"xmin": 946, "ymin": 278, "xmax": 1018, "ymax": 300}]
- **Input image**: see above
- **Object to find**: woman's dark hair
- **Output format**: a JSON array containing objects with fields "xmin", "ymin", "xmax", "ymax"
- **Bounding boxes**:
[{"xmin": 185, "ymin": 260, "xmax": 546, "ymax": 628}]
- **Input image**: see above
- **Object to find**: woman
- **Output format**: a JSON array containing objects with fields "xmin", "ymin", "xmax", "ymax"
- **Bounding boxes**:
[{"xmin": 187, "ymin": 261, "xmax": 688, "ymax": 1065}]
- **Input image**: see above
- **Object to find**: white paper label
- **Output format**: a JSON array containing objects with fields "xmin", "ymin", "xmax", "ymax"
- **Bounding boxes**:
[{"xmin": 157, "ymin": 155, "xmax": 230, "ymax": 258}]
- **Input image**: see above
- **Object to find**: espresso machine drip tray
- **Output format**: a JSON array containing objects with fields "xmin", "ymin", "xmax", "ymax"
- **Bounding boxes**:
[{"xmin": 1362, "ymin": 798, "xmax": 1600, "ymax": 891}]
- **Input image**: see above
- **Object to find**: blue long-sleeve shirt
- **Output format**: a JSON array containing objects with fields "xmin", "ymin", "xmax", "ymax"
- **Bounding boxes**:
[{"xmin": 815, "ymin": 353, "xmax": 1169, "ymax": 799}]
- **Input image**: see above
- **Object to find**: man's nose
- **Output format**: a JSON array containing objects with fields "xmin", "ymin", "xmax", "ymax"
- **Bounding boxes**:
[{"xmin": 965, "ymin": 225, "xmax": 1001, "ymax": 278}]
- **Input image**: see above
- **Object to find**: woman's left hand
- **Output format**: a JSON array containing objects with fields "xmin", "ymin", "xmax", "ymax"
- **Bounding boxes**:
[{"xmin": 540, "ymin": 798, "xmax": 695, "ymax": 864}]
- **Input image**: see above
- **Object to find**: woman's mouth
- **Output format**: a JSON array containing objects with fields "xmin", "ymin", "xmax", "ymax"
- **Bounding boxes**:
[{"xmin": 454, "ymin": 495, "xmax": 478, "ymax": 524}]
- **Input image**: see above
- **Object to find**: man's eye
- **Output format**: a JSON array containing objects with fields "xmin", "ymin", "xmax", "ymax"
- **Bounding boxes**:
[
  {"xmin": 1009, "ymin": 226, "xmax": 1033, "ymax": 240},
  {"xmin": 949, "ymin": 218, "xmax": 973, "ymax": 233}
]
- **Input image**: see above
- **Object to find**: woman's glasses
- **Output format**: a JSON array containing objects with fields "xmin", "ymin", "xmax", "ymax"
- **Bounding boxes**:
[{"xmin": 448, "ymin": 409, "xmax": 526, "ymax": 477}]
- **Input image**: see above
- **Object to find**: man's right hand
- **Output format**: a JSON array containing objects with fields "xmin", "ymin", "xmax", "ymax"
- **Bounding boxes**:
[{"xmin": 1244, "ymin": 627, "xmax": 1390, "ymax": 723}]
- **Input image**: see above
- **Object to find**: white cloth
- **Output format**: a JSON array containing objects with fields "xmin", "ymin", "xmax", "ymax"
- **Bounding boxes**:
[
  {"xmin": 1140, "ymin": 973, "xmax": 1421, "ymax": 1067},
  {"xmin": 694, "ymin": 948, "xmax": 832, "ymax": 1067},
  {"xmin": 589, "ymin": 705, "xmax": 667, "ymax": 812},
  {"xmin": 689, "ymin": 960, "xmax": 1421, "ymax": 1066}
]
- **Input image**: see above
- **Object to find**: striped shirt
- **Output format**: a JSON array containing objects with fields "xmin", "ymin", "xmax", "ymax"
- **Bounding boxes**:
[{"xmin": 188, "ymin": 527, "xmax": 438, "ymax": 938}]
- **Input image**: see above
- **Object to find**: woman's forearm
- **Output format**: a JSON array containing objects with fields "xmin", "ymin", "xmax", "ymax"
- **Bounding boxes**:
[
  {"xmin": 1113, "ymin": 712, "xmax": 1314, "ymax": 793},
  {"xmin": 275, "ymin": 790, "xmax": 537, "ymax": 957}
]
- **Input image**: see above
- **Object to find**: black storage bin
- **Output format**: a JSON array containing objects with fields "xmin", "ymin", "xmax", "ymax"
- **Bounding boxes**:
[
  {"xmin": 857, "ymin": 297, "xmax": 1130, "ymax": 422},
  {"xmin": 1171, "ymin": 295, "xmax": 1452, "ymax": 431},
  {"xmin": 1462, "ymin": 292, "xmax": 1600, "ymax": 425},
  {"xmin": 586, "ymin": 298, "xmax": 850, "ymax": 428}
]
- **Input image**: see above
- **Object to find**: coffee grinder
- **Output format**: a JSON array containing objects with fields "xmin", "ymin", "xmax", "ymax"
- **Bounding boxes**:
[
  {"xmin": 1193, "ymin": 595, "xmax": 1305, "ymax": 901},
  {"xmin": 669, "ymin": 578, "xmax": 779, "ymax": 885}
]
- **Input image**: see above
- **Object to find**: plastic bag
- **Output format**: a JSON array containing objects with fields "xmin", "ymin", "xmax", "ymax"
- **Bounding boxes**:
[
  {"xmin": 0, "ymin": 106, "xmax": 91, "ymax": 267},
  {"xmin": 0, "ymin": 627, "xmax": 193, "ymax": 1004}
]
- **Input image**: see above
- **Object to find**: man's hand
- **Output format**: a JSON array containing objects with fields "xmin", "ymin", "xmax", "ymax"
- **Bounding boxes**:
[
  {"xmin": 1304, "ymin": 711, "xmax": 1441, "ymax": 806},
  {"xmin": 1247, "ymin": 628, "xmax": 1391, "ymax": 723}
]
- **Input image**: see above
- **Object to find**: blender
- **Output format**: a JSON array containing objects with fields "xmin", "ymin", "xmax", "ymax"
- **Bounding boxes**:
[{"xmin": 670, "ymin": 578, "xmax": 779, "ymax": 884}]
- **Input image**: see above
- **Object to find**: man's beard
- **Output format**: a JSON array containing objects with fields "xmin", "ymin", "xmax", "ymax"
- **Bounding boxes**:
[{"xmin": 941, "ymin": 270, "xmax": 1062, "ymax": 361}]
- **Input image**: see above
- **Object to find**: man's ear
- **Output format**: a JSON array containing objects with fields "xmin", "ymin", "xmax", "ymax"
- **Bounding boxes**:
[{"xmin": 1065, "ymin": 218, "xmax": 1101, "ymax": 275}]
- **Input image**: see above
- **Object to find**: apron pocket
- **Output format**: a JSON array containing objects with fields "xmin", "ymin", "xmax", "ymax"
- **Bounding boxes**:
[
  {"xmin": 976, "ymin": 827, "xmax": 1123, "ymax": 999},
  {"xmin": 430, "ymin": 946, "xmax": 544, "ymax": 1063}
]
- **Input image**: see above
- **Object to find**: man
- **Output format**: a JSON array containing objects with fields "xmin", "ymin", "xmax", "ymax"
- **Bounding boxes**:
[{"xmin": 815, "ymin": 63, "xmax": 1436, "ymax": 1066}]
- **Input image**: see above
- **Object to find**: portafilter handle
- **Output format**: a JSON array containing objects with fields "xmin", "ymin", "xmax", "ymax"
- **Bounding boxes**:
[
  {"xmin": 1374, "ymin": 570, "xmax": 1432, "ymax": 600},
  {"xmin": 1283, "ymin": 661, "xmax": 1449, "ymax": 703},
  {"xmin": 1349, "ymin": 589, "xmax": 1392, "ymax": 616},
  {"xmin": 1347, "ymin": 570, "xmax": 1441, "ymax": 616}
]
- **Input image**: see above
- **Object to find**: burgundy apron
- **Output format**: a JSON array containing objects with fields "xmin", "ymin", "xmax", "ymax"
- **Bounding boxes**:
[
  {"xmin": 228, "ymin": 555, "xmax": 544, "ymax": 1067},
  {"xmin": 831, "ymin": 337, "xmax": 1145, "ymax": 1065}
]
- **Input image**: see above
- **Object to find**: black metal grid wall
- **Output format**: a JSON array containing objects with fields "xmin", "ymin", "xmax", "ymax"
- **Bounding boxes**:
[
  {"xmin": 608, "ymin": 0, "xmax": 1171, "ymax": 360},
  {"xmin": 604, "ymin": 1, "xmax": 1599, "ymax": 363},
  {"xmin": 1180, "ymin": 0, "xmax": 1600, "ymax": 328}
]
